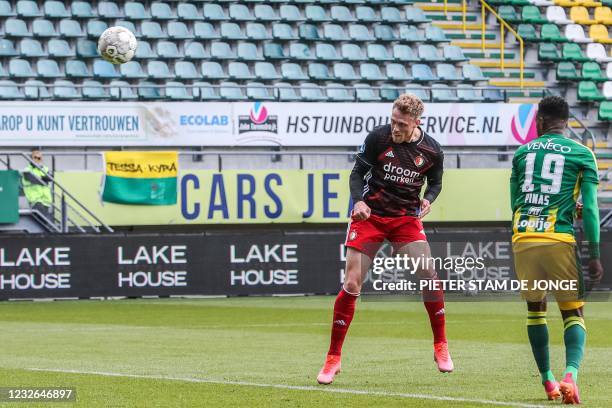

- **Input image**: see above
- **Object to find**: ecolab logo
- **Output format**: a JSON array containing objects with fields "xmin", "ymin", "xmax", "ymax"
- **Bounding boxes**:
[
  {"xmin": 238, "ymin": 102, "xmax": 278, "ymax": 134},
  {"xmin": 383, "ymin": 162, "xmax": 421, "ymax": 184}
]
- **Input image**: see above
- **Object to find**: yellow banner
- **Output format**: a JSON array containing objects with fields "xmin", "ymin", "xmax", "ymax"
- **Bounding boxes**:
[{"xmin": 104, "ymin": 151, "xmax": 178, "ymax": 179}]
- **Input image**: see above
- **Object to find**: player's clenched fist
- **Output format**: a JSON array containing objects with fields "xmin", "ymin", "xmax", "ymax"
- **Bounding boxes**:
[{"xmin": 352, "ymin": 201, "xmax": 371, "ymax": 221}]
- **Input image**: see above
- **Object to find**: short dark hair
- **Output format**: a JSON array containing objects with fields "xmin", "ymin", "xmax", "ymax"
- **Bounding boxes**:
[{"xmin": 537, "ymin": 96, "xmax": 569, "ymax": 121}]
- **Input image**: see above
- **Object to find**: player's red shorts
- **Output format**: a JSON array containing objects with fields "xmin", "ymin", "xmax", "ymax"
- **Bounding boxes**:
[{"xmin": 345, "ymin": 213, "xmax": 427, "ymax": 258}]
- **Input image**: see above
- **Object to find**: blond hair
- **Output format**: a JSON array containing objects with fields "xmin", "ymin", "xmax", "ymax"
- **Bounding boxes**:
[{"xmin": 393, "ymin": 93, "xmax": 424, "ymax": 119}]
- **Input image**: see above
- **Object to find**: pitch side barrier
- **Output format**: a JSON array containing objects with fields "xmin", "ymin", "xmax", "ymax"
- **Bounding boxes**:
[{"xmin": 0, "ymin": 230, "xmax": 610, "ymax": 300}]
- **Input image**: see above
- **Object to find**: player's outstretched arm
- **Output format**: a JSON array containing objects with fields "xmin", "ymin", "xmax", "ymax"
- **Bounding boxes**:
[
  {"xmin": 581, "ymin": 181, "xmax": 603, "ymax": 287},
  {"xmin": 421, "ymin": 152, "xmax": 443, "ymax": 219},
  {"xmin": 349, "ymin": 160, "xmax": 371, "ymax": 220}
]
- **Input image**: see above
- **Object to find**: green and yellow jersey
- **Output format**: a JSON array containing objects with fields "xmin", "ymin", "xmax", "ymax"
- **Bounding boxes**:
[{"xmin": 510, "ymin": 133, "xmax": 599, "ymax": 243}]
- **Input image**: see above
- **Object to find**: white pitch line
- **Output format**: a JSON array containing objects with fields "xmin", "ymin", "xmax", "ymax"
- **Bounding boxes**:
[{"xmin": 27, "ymin": 368, "xmax": 546, "ymax": 408}]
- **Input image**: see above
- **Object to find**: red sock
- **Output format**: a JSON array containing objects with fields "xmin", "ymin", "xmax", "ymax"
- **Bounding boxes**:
[
  {"xmin": 423, "ymin": 286, "xmax": 446, "ymax": 344},
  {"xmin": 327, "ymin": 288, "xmax": 358, "ymax": 356}
]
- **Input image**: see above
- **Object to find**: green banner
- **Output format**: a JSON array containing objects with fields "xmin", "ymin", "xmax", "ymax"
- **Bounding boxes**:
[
  {"xmin": 57, "ymin": 169, "xmax": 512, "ymax": 226},
  {"xmin": 0, "ymin": 170, "xmax": 20, "ymax": 224}
]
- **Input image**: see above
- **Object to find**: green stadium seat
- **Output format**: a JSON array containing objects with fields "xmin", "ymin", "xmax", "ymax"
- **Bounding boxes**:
[
  {"xmin": 331, "ymin": 5, "xmax": 356, "ymax": 22},
  {"xmin": 386, "ymin": 63, "xmax": 412, "ymax": 81},
  {"xmin": 541, "ymin": 24, "xmax": 566, "ymax": 42},
  {"xmin": 263, "ymin": 43, "xmax": 286, "ymax": 59},
  {"xmin": 538, "ymin": 43, "xmax": 561, "ymax": 61},
  {"xmin": 254, "ymin": 5, "xmax": 278, "ymax": 21},
  {"xmin": 289, "ymin": 43, "xmax": 314, "ymax": 60},
  {"xmin": 355, "ymin": 84, "xmax": 381, "ymax": 101},
  {"xmin": 141, "ymin": 22, "xmax": 166, "ymax": 39},
  {"xmin": 432, "ymin": 84, "xmax": 459, "ymax": 102},
  {"xmin": 272, "ymin": 23, "xmax": 298, "ymax": 40},
  {"xmin": 360, "ymin": 63, "xmax": 385, "ymax": 80},
  {"xmin": 306, "ymin": 5, "xmax": 331, "ymax": 21},
  {"xmin": 280, "ymin": 5, "xmax": 304, "ymax": 21},
  {"xmin": 230, "ymin": 4, "xmax": 255, "ymax": 21},
  {"xmin": 412, "ymin": 64, "xmax": 439, "ymax": 81},
  {"xmin": 562, "ymin": 43, "xmax": 590, "ymax": 62},
  {"xmin": 333, "ymin": 62, "xmax": 359, "ymax": 81},
  {"xmin": 598, "ymin": 100, "xmax": 612, "ymax": 120},
  {"xmin": 418, "ymin": 44, "xmax": 444, "ymax": 62},
  {"xmin": 246, "ymin": 23, "xmax": 271, "ymax": 41},
  {"xmin": 582, "ymin": 61, "xmax": 607, "ymax": 81},
  {"xmin": 300, "ymin": 83, "xmax": 328, "ymax": 101},
  {"xmin": 76, "ymin": 39, "xmax": 97, "ymax": 58},
  {"xmin": 44, "ymin": 1, "xmax": 69, "ymax": 18},
  {"xmin": 116, "ymin": 20, "xmax": 137, "ymax": 34},
  {"xmin": 577, "ymin": 81, "xmax": 605, "ymax": 101},
  {"xmin": 125, "ymin": 2, "xmax": 149, "ymax": 20},
  {"xmin": 220, "ymin": 82, "xmax": 248, "ymax": 100},
  {"xmin": 175, "ymin": 61, "xmax": 199, "ymax": 79},
  {"xmin": 211, "ymin": 42, "xmax": 237, "ymax": 60},
  {"xmin": 98, "ymin": 2, "xmax": 122, "ymax": 19},
  {"xmin": 437, "ymin": 63, "xmax": 463, "ymax": 81},
  {"xmin": 135, "ymin": 41, "xmax": 156, "ymax": 59},
  {"xmin": 193, "ymin": 82, "xmax": 220, "ymax": 101},
  {"xmin": 444, "ymin": 45, "xmax": 468, "ymax": 62},
  {"xmin": 228, "ymin": 62, "xmax": 255, "ymax": 80},
  {"xmin": 309, "ymin": 63, "xmax": 333, "ymax": 80},
  {"xmin": 380, "ymin": 84, "xmax": 400, "ymax": 101},
  {"xmin": 522, "ymin": 6, "xmax": 548, "ymax": 23},
  {"xmin": 381, "ymin": 7, "xmax": 404, "ymax": 23},
  {"xmin": 405, "ymin": 6, "xmax": 430, "ymax": 23},
  {"xmin": 20, "ymin": 39, "xmax": 46, "ymax": 57},
  {"xmin": 138, "ymin": 81, "xmax": 163, "ymax": 100},
  {"xmin": 375, "ymin": 25, "xmax": 397, "ymax": 41},
  {"xmin": 342, "ymin": 43, "xmax": 366, "ymax": 61},
  {"xmin": 151, "ymin": 2, "xmax": 175, "ymax": 19},
  {"xmin": 356, "ymin": 6, "xmax": 379, "ymax": 22},
  {"xmin": 184, "ymin": 42, "xmax": 207, "ymax": 60},
  {"xmin": 59, "ymin": 19, "xmax": 84, "ymax": 37},
  {"xmin": 9, "ymin": 59, "xmax": 34, "ymax": 77},
  {"xmin": 499, "ymin": 6, "xmax": 520, "ymax": 22},
  {"xmin": 156, "ymin": 41, "xmax": 180, "ymax": 59},
  {"xmin": 349, "ymin": 24, "xmax": 374, "ymax": 42},
  {"xmin": 405, "ymin": 85, "xmax": 429, "ymax": 102},
  {"xmin": 483, "ymin": 88, "xmax": 505, "ymax": 101},
  {"xmin": 86, "ymin": 20, "xmax": 107, "ymax": 38},
  {"xmin": 281, "ymin": 62, "xmax": 308, "ymax": 80},
  {"xmin": 17, "ymin": 0, "xmax": 42, "ymax": 17},
  {"xmin": 0, "ymin": 1, "xmax": 15, "ymax": 17},
  {"xmin": 276, "ymin": 82, "xmax": 300, "ymax": 101},
  {"xmin": 24, "ymin": 80, "xmax": 50, "ymax": 99},
  {"xmin": 426, "ymin": 26, "xmax": 449, "ymax": 43},
  {"xmin": 65, "ymin": 60, "xmax": 90, "ymax": 78},
  {"xmin": 324, "ymin": 24, "xmax": 349, "ymax": 41},
  {"xmin": 168, "ymin": 22, "xmax": 193, "ymax": 40},
  {"xmin": 203, "ymin": 4, "xmax": 228, "ymax": 21},
  {"xmin": 37, "ymin": 59, "xmax": 62, "ymax": 78},
  {"xmin": 400, "ymin": 26, "xmax": 425, "ymax": 42},
  {"xmin": 82, "ymin": 80, "xmax": 108, "ymax": 99},
  {"xmin": 53, "ymin": 80, "xmax": 79, "ymax": 99},
  {"xmin": 194, "ymin": 23, "xmax": 220, "ymax": 40},
  {"xmin": 299, "ymin": 24, "xmax": 321, "ymax": 41},
  {"xmin": 237, "ymin": 42, "xmax": 263, "ymax": 61},
  {"xmin": 148, "ymin": 61, "xmax": 172, "ymax": 79},
  {"xmin": 314, "ymin": 43, "xmax": 338, "ymax": 60},
  {"xmin": 71, "ymin": 2, "xmax": 94, "ymax": 18},
  {"xmin": 463, "ymin": 64, "xmax": 487, "ymax": 81},
  {"xmin": 0, "ymin": 39, "xmax": 17, "ymax": 56},
  {"xmin": 6, "ymin": 19, "xmax": 32, "ymax": 37},
  {"xmin": 246, "ymin": 82, "xmax": 275, "ymax": 101},
  {"xmin": 457, "ymin": 84, "xmax": 485, "ymax": 101},
  {"xmin": 177, "ymin": 3, "xmax": 202, "ymax": 20},
  {"xmin": 367, "ymin": 44, "xmax": 393, "ymax": 61},
  {"xmin": 0, "ymin": 80, "xmax": 24, "ymax": 99},
  {"xmin": 394, "ymin": 44, "xmax": 419, "ymax": 62},
  {"xmin": 326, "ymin": 83, "xmax": 354, "ymax": 101},
  {"xmin": 120, "ymin": 61, "xmax": 147, "ymax": 78},
  {"xmin": 556, "ymin": 61, "xmax": 580, "ymax": 80},
  {"xmin": 165, "ymin": 82, "xmax": 192, "ymax": 100},
  {"xmin": 93, "ymin": 59, "xmax": 120, "ymax": 78},
  {"xmin": 255, "ymin": 62, "xmax": 280, "ymax": 80},
  {"xmin": 517, "ymin": 24, "xmax": 538, "ymax": 42},
  {"xmin": 221, "ymin": 23, "xmax": 246, "ymax": 40}
]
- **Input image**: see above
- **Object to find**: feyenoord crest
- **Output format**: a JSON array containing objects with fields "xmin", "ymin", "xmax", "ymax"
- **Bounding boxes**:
[
  {"xmin": 414, "ymin": 155, "xmax": 425, "ymax": 167},
  {"xmin": 349, "ymin": 230, "xmax": 358, "ymax": 241}
]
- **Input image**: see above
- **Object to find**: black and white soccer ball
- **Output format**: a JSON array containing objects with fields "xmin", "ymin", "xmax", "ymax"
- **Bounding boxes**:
[{"xmin": 98, "ymin": 26, "xmax": 137, "ymax": 64}]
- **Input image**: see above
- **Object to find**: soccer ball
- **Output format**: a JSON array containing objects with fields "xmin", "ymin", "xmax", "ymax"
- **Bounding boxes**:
[{"xmin": 98, "ymin": 26, "xmax": 137, "ymax": 64}]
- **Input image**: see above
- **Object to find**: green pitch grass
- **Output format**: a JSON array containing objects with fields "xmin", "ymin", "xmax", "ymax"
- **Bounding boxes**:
[{"xmin": 0, "ymin": 297, "xmax": 610, "ymax": 407}]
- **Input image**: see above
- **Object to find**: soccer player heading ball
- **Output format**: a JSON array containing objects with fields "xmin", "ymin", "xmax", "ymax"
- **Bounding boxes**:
[
  {"xmin": 317, "ymin": 94, "xmax": 452, "ymax": 385},
  {"xmin": 510, "ymin": 96, "xmax": 603, "ymax": 404}
]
